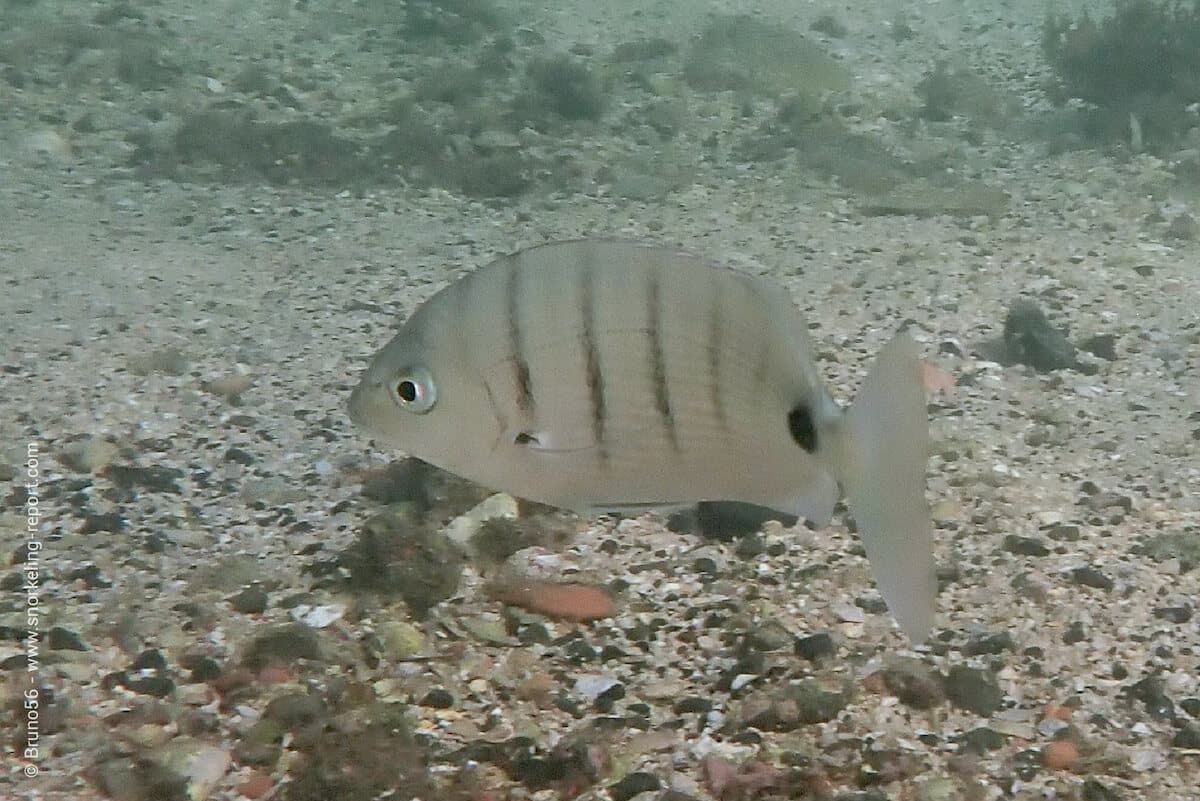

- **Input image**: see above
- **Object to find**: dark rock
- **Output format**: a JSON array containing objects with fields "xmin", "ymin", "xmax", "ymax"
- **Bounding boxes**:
[
  {"xmin": 48, "ymin": 626, "xmax": 88, "ymax": 651},
  {"xmin": 1080, "ymin": 333, "xmax": 1117, "ymax": 361},
  {"xmin": 1153, "ymin": 605, "xmax": 1191, "ymax": 624},
  {"xmin": 66, "ymin": 563, "xmax": 112, "ymax": 588},
  {"xmin": 179, "ymin": 654, "xmax": 222, "ymax": 683},
  {"xmin": 223, "ymin": 447, "xmax": 255, "ymax": 465},
  {"xmin": 1172, "ymin": 722, "xmax": 1200, "ymax": 748},
  {"xmin": 672, "ymin": 501, "xmax": 797, "ymax": 541},
  {"xmin": 1080, "ymin": 777, "xmax": 1122, "ymax": 801},
  {"xmin": 359, "ymin": 459, "xmax": 434, "ymax": 508},
  {"xmin": 879, "ymin": 658, "xmax": 944, "ymax": 708},
  {"xmin": 674, "ymin": 696, "xmax": 712, "ymax": 714},
  {"xmin": 264, "ymin": 692, "xmax": 328, "ymax": 744},
  {"xmin": 734, "ymin": 532, "xmax": 766, "ymax": 559},
  {"xmin": 131, "ymin": 648, "xmax": 167, "ymax": 672},
  {"xmin": 229, "ymin": 585, "xmax": 270, "ymax": 614},
  {"xmin": 338, "ymin": 508, "xmax": 464, "ymax": 616},
  {"xmin": 1000, "ymin": 300, "xmax": 1077, "ymax": 371},
  {"xmin": 80, "ymin": 512, "xmax": 125, "ymax": 534},
  {"xmin": 241, "ymin": 622, "xmax": 322, "ymax": 670},
  {"xmin": 1069, "ymin": 566, "xmax": 1114, "ymax": 591},
  {"xmin": 944, "ymin": 665, "xmax": 1004, "ymax": 716},
  {"xmin": 961, "ymin": 725, "xmax": 1007, "ymax": 753},
  {"xmin": 1063, "ymin": 621, "xmax": 1087, "ymax": 644},
  {"xmin": 1047, "ymin": 525, "xmax": 1081, "ymax": 541},
  {"xmin": 1004, "ymin": 534, "xmax": 1050, "ymax": 557},
  {"xmin": 420, "ymin": 688, "xmax": 455, "ymax": 709},
  {"xmin": 795, "ymin": 632, "xmax": 837, "ymax": 662},
  {"xmin": 1125, "ymin": 676, "xmax": 1175, "ymax": 722},
  {"xmin": 126, "ymin": 675, "xmax": 174, "ymax": 697},
  {"xmin": 964, "ymin": 631, "xmax": 1015, "ymax": 656},
  {"xmin": 92, "ymin": 755, "xmax": 189, "ymax": 801},
  {"xmin": 106, "ymin": 464, "xmax": 184, "ymax": 493},
  {"xmin": 740, "ymin": 681, "xmax": 847, "ymax": 730},
  {"xmin": 609, "ymin": 771, "xmax": 660, "ymax": 801}
]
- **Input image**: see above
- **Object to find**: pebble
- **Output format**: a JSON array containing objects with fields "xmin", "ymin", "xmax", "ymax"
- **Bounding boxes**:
[
  {"xmin": 1040, "ymin": 739, "xmax": 1077, "ymax": 770},
  {"xmin": 944, "ymin": 666, "xmax": 1004, "ymax": 717},
  {"xmin": 1069, "ymin": 566, "xmax": 1114, "ymax": 591},
  {"xmin": 58, "ymin": 436, "xmax": 118, "ymax": 473},
  {"xmin": 228, "ymin": 585, "xmax": 269, "ymax": 614},
  {"xmin": 609, "ymin": 771, "xmax": 661, "ymax": 801},
  {"xmin": 794, "ymin": 632, "xmax": 836, "ymax": 662},
  {"xmin": 1001, "ymin": 300, "xmax": 1077, "ymax": 371},
  {"xmin": 574, "ymin": 674, "xmax": 621, "ymax": 701},
  {"xmin": 874, "ymin": 658, "xmax": 945, "ymax": 709},
  {"xmin": 202, "ymin": 373, "xmax": 254, "ymax": 398},
  {"xmin": 289, "ymin": 603, "xmax": 345, "ymax": 629},
  {"xmin": 377, "ymin": 621, "xmax": 427, "ymax": 660}
]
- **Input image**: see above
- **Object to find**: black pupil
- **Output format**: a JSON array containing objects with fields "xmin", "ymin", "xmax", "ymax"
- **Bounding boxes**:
[{"xmin": 397, "ymin": 380, "xmax": 419, "ymax": 403}]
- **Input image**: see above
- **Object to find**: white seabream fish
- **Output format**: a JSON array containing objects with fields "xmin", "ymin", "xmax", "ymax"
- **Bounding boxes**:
[{"xmin": 348, "ymin": 240, "xmax": 936, "ymax": 641}]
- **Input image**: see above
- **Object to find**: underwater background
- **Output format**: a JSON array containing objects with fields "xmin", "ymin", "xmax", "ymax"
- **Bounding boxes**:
[{"xmin": 1, "ymin": 0, "xmax": 1198, "ymax": 799}]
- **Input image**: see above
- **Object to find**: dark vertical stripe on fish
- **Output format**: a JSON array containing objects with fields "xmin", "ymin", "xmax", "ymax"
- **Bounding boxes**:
[
  {"xmin": 505, "ymin": 256, "xmax": 534, "ymax": 415},
  {"xmin": 707, "ymin": 283, "xmax": 727, "ymax": 430},
  {"xmin": 579, "ymin": 258, "xmax": 608, "ymax": 459},
  {"xmin": 646, "ymin": 268, "xmax": 679, "ymax": 451}
]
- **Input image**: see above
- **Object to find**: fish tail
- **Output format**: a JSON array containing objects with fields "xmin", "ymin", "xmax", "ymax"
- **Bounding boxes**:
[{"xmin": 830, "ymin": 331, "xmax": 936, "ymax": 642}]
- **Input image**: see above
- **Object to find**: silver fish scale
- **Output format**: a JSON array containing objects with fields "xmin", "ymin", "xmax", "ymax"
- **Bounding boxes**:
[{"xmin": 414, "ymin": 239, "xmax": 833, "ymax": 511}]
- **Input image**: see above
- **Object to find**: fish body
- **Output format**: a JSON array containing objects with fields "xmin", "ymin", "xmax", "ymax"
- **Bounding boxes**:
[{"xmin": 349, "ymin": 240, "xmax": 936, "ymax": 641}]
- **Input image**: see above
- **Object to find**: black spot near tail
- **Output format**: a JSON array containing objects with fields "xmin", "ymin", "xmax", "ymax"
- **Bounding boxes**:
[{"xmin": 787, "ymin": 404, "xmax": 818, "ymax": 452}]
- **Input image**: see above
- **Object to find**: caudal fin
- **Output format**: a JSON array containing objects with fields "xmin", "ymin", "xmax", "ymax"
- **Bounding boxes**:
[{"xmin": 833, "ymin": 331, "xmax": 937, "ymax": 642}]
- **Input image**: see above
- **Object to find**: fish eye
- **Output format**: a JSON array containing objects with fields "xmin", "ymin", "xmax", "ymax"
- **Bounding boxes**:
[{"xmin": 392, "ymin": 367, "xmax": 437, "ymax": 414}]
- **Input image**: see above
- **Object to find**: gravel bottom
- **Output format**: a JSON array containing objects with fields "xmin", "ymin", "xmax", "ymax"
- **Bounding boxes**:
[{"xmin": 2, "ymin": 0, "xmax": 1199, "ymax": 799}]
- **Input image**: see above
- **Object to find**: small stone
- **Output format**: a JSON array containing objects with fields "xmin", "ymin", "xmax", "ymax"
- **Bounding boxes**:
[
  {"xmin": 1004, "ymin": 534, "xmax": 1049, "ymax": 557},
  {"xmin": 1172, "ymin": 722, "xmax": 1200, "ymax": 748},
  {"xmin": 81, "ymin": 512, "xmax": 126, "ymax": 534},
  {"xmin": 609, "ymin": 771, "xmax": 660, "ymax": 801},
  {"xmin": 203, "ymin": 373, "xmax": 254, "ymax": 398},
  {"xmin": 944, "ymin": 666, "xmax": 1004, "ymax": 717},
  {"xmin": 58, "ymin": 437, "xmax": 118, "ymax": 473},
  {"xmin": 1001, "ymin": 300, "xmax": 1077, "ymax": 371},
  {"xmin": 229, "ymin": 586, "xmax": 269, "ymax": 614},
  {"xmin": 794, "ymin": 632, "xmax": 836, "ymax": 662},
  {"xmin": 964, "ymin": 631, "xmax": 1014, "ymax": 656},
  {"xmin": 574, "ymin": 674, "xmax": 621, "ymax": 701},
  {"xmin": 1041, "ymin": 739, "xmax": 1077, "ymax": 770},
  {"xmin": 241, "ymin": 622, "xmax": 322, "ymax": 669},
  {"xmin": 339, "ymin": 507, "xmax": 464, "ymax": 615},
  {"xmin": 1080, "ymin": 778, "xmax": 1121, "ymax": 801},
  {"xmin": 674, "ymin": 696, "xmax": 712, "ymax": 714},
  {"xmin": 915, "ymin": 776, "xmax": 961, "ymax": 801},
  {"xmin": 1153, "ymin": 605, "xmax": 1192, "ymax": 624},
  {"xmin": 1069, "ymin": 566, "xmax": 1114, "ymax": 591},
  {"xmin": 378, "ymin": 621, "xmax": 427, "ymax": 660},
  {"xmin": 961, "ymin": 726, "xmax": 1006, "ymax": 753},
  {"xmin": 107, "ymin": 464, "xmax": 183, "ymax": 494},
  {"xmin": 129, "ymin": 345, "xmax": 189, "ymax": 376},
  {"xmin": 1125, "ymin": 677, "xmax": 1175, "ymax": 721},
  {"xmin": 1165, "ymin": 212, "xmax": 1196, "ymax": 240},
  {"xmin": 48, "ymin": 626, "xmax": 88, "ymax": 651},
  {"xmin": 1063, "ymin": 621, "xmax": 1087, "ymax": 644},
  {"xmin": 875, "ymin": 658, "xmax": 945, "ymax": 709},
  {"xmin": 743, "ymin": 619, "xmax": 793, "ymax": 652},
  {"xmin": 223, "ymin": 447, "xmax": 255, "ymax": 465}
]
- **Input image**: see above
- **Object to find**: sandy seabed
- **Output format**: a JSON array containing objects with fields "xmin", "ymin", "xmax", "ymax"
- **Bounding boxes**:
[{"xmin": 1, "ymin": 0, "xmax": 1198, "ymax": 799}]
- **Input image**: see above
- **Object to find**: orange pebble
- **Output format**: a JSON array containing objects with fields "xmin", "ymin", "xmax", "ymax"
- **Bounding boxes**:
[
  {"xmin": 1041, "ymin": 739, "xmax": 1078, "ymax": 770},
  {"xmin": 237, "ymin": 772, "xmax": 274, "ymax": 799},
  {"xmin": 489, "ymin": 580, "xmax": 616, "ymax": 621},
  {"xmin": 1042, "ymin": 703, "xmax": 1073, "ymax": 722}
]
